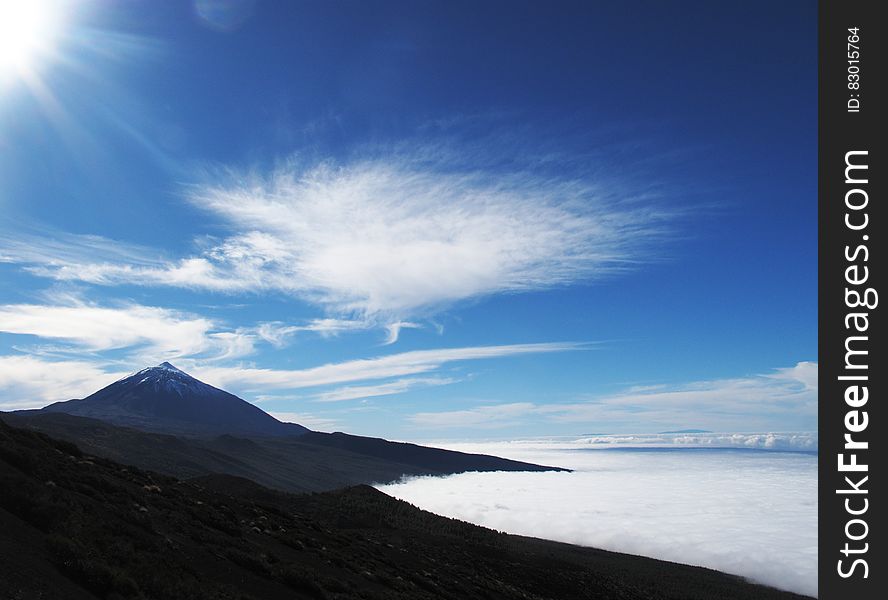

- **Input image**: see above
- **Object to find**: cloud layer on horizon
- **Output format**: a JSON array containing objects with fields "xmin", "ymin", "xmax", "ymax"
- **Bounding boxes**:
[{"xmin": 377, "ymin": 445, "xmax": 817, "ymax": 597}]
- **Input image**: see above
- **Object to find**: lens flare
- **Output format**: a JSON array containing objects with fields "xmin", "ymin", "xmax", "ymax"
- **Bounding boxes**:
[{"xmin": 0, "ymin": 0, "xmax": 63, "ymax": 80}]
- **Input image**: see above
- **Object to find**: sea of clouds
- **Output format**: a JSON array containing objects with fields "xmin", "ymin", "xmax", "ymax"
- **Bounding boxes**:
[{"xmin": 377, "ymin": 433, "xmax": 817, "ymax": 597}]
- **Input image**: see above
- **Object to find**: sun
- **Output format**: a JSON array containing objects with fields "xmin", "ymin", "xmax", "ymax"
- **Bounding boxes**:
[{"xmin": 0, "ymin": 0, "xmax": 63, "ymax": 79}]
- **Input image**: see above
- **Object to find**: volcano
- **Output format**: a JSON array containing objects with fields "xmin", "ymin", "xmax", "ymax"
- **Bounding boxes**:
[
  {"xmin": 43, "ymin": 362, "xmax": 308, "ymax": 437},
  {"xmin": 10, "ymin": 362, "xmax": 567, "ymax": 491}
]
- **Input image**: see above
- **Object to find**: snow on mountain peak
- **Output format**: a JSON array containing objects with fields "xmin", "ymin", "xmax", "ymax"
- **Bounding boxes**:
[{"xmin": 156, "ymin": 361, "xmax": 186, "ymax": 374}]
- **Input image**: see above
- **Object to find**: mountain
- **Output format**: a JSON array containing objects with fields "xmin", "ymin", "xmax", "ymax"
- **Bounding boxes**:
[
  {"xmin": 0, "ymin": 418, "xmax": 812, "ymax": 600},
  {"xmin": 3, "ymin": 411, "xmax": 564, "ymax": 492},
  {"xmin": 43, "ymin": 362, "xmax": 308, "ymax": 437},
  {"xmin": 6, "ymin": 363, "xmax": 565, "ymax": 491}
]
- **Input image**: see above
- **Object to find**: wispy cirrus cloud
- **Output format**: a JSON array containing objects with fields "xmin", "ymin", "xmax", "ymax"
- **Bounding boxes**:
[
  {"xmin": 183, "ymin": 159, "xmax": 671, "ymax": 317},
  {"xmin": 382, "ymin": 321, "xmax": 422, "ymax": 345},
  {"xmin": 190, "ymin": 342, "xmax": 584, "ymax": 394},
  {"xmin": 0, "ymin": 300, "xmax": 254, "ymax": 361},
  {"xmin": 7, "ymin": 153, "xmax": 673, "ymax": 324},
  {"xmin": 0, "ymin": 296, "xmax": 392, "ymax": 362},
  {"xmin": 0, "ymin": 342, "xmax": 582, "ymax": 411},
  {"xmin": 410, "ymin": 402, "xmax": 538, "ymax": 429},
  {"xmin": 254, "ymin": 318, "xmax": 373, "ymax": 347},
  {"xmin": 265, "ymin": 411, "xmax": 340, "ymax": 432},
  {"xmin": 409, "ymin": 362, "xmax": 818, "ymax": 432},
  {"xmin": 0, "ymin": 230, "xmax": 161, "ymax": 268},
  {"xmin": 548, "ymin": 361, "xmax": 818, "ymax": 424},
  {"xmin": 255, "ymin": 318, "xmax": 423, "ymax": 347},
  {"xmin": 311, "ymin": 376, "xmax": 458, "ymax": 403}
]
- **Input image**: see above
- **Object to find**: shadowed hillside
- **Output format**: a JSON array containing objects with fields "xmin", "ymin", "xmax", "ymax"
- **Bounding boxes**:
[
  {"xmin": 1, "ymin": 417, "xmax": 812, "ymax": 600},
  {"xmin": 3, "ymin": 411, "xmax": 565, "ymax": 493}
]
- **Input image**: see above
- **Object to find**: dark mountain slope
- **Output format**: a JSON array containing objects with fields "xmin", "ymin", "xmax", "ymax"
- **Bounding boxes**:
[
  {"xmin": 301, "ymin": 430, "xmax": 554, "ymax": 473},
  {"xmin": 0, "ymin": 418, "xmax": 812, "ymax": 600},
  {"xmin": 2, "ymin": 411, "xmax": 564, "ymax": 493},
  {"xmin": 43, "ymin": 362, "xmax": 308, "ymax": 437},
  {"xmin": 22, "ymin": 363, "xmax": 566, "ymax": 490}
]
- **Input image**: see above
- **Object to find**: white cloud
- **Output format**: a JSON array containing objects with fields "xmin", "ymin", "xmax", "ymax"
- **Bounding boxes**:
[
  {"xmin": 26, "ymin": 257, "xmax": 232, "ymax": 290},
  {"xmin": 411, "ymin": 402, "xmax": 538, "ymax": 429},
  {"xmin": 191, "ymin": 342, "xmax": 582, "ymax": 393},
  {"xmin": 256, "ymin": 318, "xmax": 421, "ymax": 347},
  {"xmin": 0, "ymin": 301, "xmax": 255, "ymax": 361},
  {"xmin": 407, "ymin": 362, "xmax": 818, "ymax": 432},
  {"xmin": 438, "ymin": 432, "xmax": 819, "ymax": 453},
  {"xmin": 575, "ymin": 432, "xmax": 819, "ymax": 450},
  {"xmin": 312, "ymin": 376, "xmax": 457, "ymax": 403},
  {"xmin": 768, "ymin": 360, "xmax": 817, "ymax": 390},
  {"xmin": 552, "ymin": 362, "xmax": 818, "ymax": 426},
  {"xmin": 377, "ymin": 444, "xmax": 817, "ymax": 597},
  {"xmin": 266, "ymin": 410, "xmax": 339, "ymax": 431},
  {"xmin": 0, "ymin": 298, "xmax": 378, "ymax": 364},
  {"xmin": 0, "ymin": 341, "xmax": 579, "ymax": 413},
  {"xmin": 0, "ymin": 355, "xmax": 127, "ymax": 409},
  {"xmin": 10, "ymin": 157, "xmax": 671, "ymax": 322},
  {"xmin": 383, "ymin": 320, "xmax": 422, "ymax": 345},
  {"xmin": 0, "ymin": 230, "xmax": 161, "ymax": 268},
  {"xmin": 254, "ymin": 319, "xmax": 365, "ymax": 347}
]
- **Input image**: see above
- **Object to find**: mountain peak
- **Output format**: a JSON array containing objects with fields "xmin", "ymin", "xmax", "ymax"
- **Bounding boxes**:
[
  {"xmin": 42, "ymin": 363, "xmax": 308, "ymax": 438},
  {"xmin": 128, "ymin": 361, "xmax": 190, "ymax": 381}
]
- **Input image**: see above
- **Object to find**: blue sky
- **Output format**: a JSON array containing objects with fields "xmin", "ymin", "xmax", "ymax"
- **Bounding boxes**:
[{"xmin": 0, "ymin": 0, "xmax": 816, "ymax": 439}]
